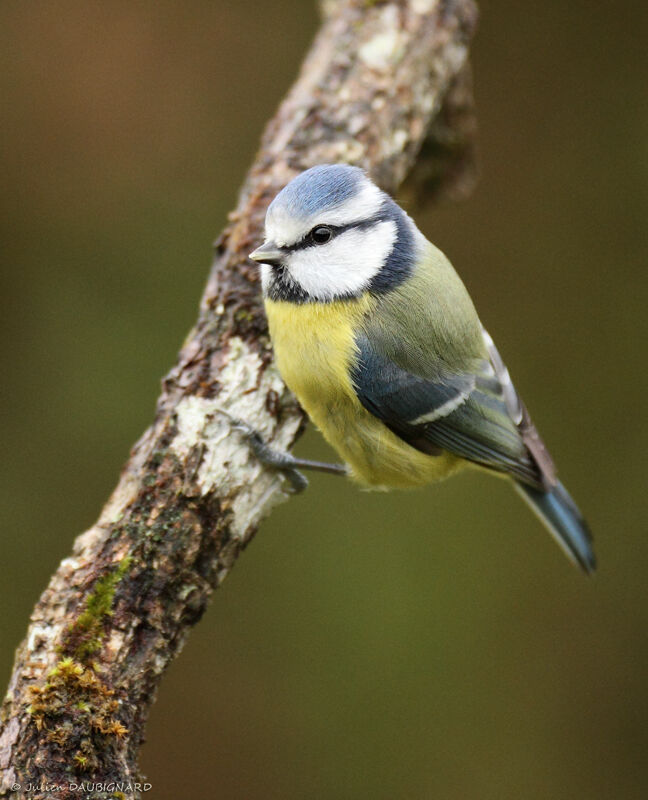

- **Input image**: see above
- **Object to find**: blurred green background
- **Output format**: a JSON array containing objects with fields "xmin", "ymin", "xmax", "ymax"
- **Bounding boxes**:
[{"xmin": 1, "ymin": 1, "xmax": 647, "ymax": 797}]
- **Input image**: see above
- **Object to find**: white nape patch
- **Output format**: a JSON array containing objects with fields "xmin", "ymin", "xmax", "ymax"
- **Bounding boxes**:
[
  {"xmin": 265, "ymin": 179, "xmax": 384, "ymax": 248},
  {"xmin": 170, "ymin": 337, "xmax": 301, "ymax": 543},
  {"xmin": 287, "ymin": 219, "xmax": 397, "ymax": 300}
]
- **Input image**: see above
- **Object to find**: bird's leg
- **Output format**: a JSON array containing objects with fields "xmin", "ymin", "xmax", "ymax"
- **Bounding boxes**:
[{"xmin": 220, "ymin": 412, "xmax": 348, "ymax": 494}]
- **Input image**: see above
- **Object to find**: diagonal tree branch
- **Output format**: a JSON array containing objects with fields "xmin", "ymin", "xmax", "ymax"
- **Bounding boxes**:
[{"xmin": 0, "ymin": 1, "xmax": 478, "ymax": 796}]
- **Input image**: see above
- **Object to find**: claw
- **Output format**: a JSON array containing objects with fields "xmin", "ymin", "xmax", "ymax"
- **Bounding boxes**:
[
  {"xmin": 282, "ymin": 469, "xmax": 309, "ymax": 494},
  {"xmin": 216, "ymin": 408, "xmax": 309, "ymax": 494}
]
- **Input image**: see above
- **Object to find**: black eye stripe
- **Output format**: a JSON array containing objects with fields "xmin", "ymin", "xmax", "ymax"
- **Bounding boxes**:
[{"xmin": 283, "ymin": 213, "xmax": 386, "ymax": 254}]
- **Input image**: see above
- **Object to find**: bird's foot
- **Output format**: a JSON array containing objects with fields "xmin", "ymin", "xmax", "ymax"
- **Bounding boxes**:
[{"xmin": 220, "ymin": 411, "xmax": 347, "ymax": 494}]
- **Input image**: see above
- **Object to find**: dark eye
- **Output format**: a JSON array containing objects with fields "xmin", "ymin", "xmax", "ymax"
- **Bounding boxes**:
[{"xmin": 310, "ymin": 225, "xmax": 333, "ymax": 245}]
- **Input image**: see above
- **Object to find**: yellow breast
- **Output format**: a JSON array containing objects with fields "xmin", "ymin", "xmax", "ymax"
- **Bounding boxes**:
[
  {"xmin": 264, "ymin": 297, "xmax": 462, "ymax": 488},
  {"xmin": 265, "ymin": 297, "xmax": 368, "ymax": 408}
]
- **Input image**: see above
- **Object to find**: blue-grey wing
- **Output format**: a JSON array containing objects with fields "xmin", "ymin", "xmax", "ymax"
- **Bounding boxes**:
[{"xmin": 351, "ymin": 329, "xmax": 552, "ymax": 489}]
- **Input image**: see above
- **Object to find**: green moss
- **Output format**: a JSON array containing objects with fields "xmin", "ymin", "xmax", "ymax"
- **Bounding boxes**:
[
  {"xmin": 60, "ymin": 556, "xmax": 132, "ymax": 662},
  {"xmin": 27, "ymin": 657, "xmax": 129, "ymax": 771}
]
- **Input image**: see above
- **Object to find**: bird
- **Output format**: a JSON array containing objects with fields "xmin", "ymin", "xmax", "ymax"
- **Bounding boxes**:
[{"xmin": 248, "ymin": 164, "xmax": 595, "ymax": 573}]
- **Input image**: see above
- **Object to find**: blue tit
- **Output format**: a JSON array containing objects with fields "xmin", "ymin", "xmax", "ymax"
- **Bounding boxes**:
[{"xmin": 249, "ymin": 164, "xmax": 595, "ymax": 573}]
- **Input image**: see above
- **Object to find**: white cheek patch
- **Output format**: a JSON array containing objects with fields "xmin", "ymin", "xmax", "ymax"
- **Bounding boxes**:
[
  {"xmin": 265, "ymin": 179, "xmax": 384, "ymax": 247},
  {"xmin": 286, "ymin": 220, "xmax": 397, "ymax": 300}
]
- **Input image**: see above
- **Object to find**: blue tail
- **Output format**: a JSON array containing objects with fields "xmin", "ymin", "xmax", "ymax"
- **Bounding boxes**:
[{"xmin": 514, "ymin": 480, "xmax": 596, "ymax": 574}]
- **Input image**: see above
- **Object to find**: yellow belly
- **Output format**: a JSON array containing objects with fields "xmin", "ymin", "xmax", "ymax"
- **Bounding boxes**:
[{"xmin": 264, "ymin": 297, "xmax": 463, "ymax": 489}]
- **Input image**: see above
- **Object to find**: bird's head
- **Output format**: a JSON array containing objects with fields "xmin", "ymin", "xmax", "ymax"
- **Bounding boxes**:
[{"xmin": 249, "ymin": 164, "xmax": 418, "ymax": 303}]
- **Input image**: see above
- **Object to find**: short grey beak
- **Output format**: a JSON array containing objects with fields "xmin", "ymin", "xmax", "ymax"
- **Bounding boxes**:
[{"xmin": 249, "ymin": 241, "xmax": 283, "ymax": 264}]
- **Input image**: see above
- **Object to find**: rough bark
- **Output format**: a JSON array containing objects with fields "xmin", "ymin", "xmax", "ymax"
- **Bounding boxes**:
[{"xmin": 0, "ymin": 1, "xmax": 478, "ymax": 796}]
